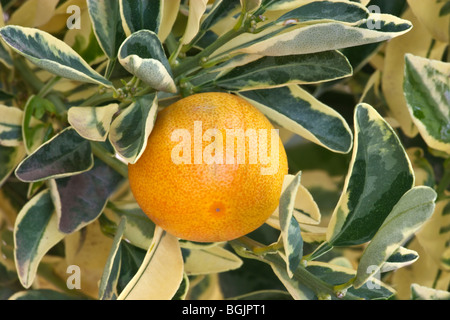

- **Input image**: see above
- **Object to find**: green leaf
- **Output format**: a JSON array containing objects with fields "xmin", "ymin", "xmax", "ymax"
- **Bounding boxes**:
[
  {"xmin": 49, "ymin": 157, "xmax": 124, "ymax": 234},
  {"xmin": 403, "ymin": 54, "xmax": 450, "ymax": 154},
  {"xmin": 0, "ymin": 105, "xmax": 23, "ymax": 147},
  {"xmin": 215, "ymin": 51, "xmax": 352, "ymax": 91},
  {"xmin": 98, "ymin": 217, "xmax": 126, "ymax": 300},
  {"xmin": 68, "ymin": 103, "xmax": 119, "ymax": 142},
  {"xmin": 0, "ymin": 26, "xmax": 112, "ymax": 87},
  {"xmin": 117, "ymin": 227, "xmax": 184, "ymax": 300},
  {"xmin": 182, "ymin": 245, "xmax": 243, "ymax": 276},
  {"xmin": 325, "ymin": 103, "xmax": 415, "ymax": 247},
  {"xmin": 22, "ymin": 96, "xmax": 54, "ymax": 154},
  {"xmin": 109, "ymin": 94, "xmax": 158, "ymax": 164},
  {"xmin": 278, "ymin": 171, "xmax": 303, "ymax": 277},
  {"xmin": 0, "ymin": 145, "xmax": 25, "ymax": 188},
  {"xmin": 14, "ymin": 189, "xmax": 65, "ymax": 288},
  {"xmin": 119, "ymin": 0, "xmax": 162, "ymax": 36},
  {"xmin": 87, "ymin": 0, "xmax": 126, "ymax": 59},
  {"xmin": 118, "ymin": 30, "xmax": 176, "ymax": 93},
  {"xmin": 15, "ymin": 127, "xmax": 94, "ymax": 183},
  {"xmin": 239, "ymin": 85, "xmax": 353, "ymax": 153},
  {"xmin": 353, "ymin": 186, "xmax": 437, "ymax": 288}
]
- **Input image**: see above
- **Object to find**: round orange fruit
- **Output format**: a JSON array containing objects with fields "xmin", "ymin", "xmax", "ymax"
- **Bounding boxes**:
[{"xmin": 128, "ymin": 92, "xmax": 288, "ymax": 242}]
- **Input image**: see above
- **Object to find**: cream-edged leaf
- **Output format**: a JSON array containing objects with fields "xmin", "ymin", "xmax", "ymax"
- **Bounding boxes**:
[
  {"xmin": 14, "ymin": 189, "xmax": 65, "ymax": 288},
  {"xmin": 278, "ymin": 171, "xmax": 303, "ymax": 277},
  {"xmin": 180, "ymin": 0, "xmax": 209, "ymax": 45},
  {"xmin": 183, "ymin": 246, "xmax": 243, "ymax": 275},
  {"xmin": 325, "ymin": 103, "xmax": 415, "ymax": 247},
  {"xmin": 109, "ymin": 94, "xmax": 158, "ymax": 164},
  {"xmin": 0, "ymin": 105, "xmax": 23, "ymax": 147},
  {"xmin": 0, "ymin": 26, "xmax": 112, "ymax": 87},
  {"xmin": 354, "ymin": 186, "xmax": 437, "ymax": 289},
  {"xmin": 98, "ymin": 217, "xmax": 126, "ymax": 300},
  {"xmin": 15, "ymin": 127, "xmax": 94, "ymax": 183},
  {"xmin": 215, "ymin": 50, "xmax": 352, "ymax": 91},
  {"xmin": 239, "ymin": 85, "xmax": 353, "ymax": 153},
  {"xmin": 118, "ymin": 30, "xmax": 176, "ymax": 93},
  {"xmin": 117, "ymin": 227, "xmax": 184, "ymax": 300},
  {"xmin": 404, "ymin": 54, "xmax": 450, "ymax": 154},
  {"xmin": 68, "ymin": 104, "xmax": 119, "ymax": 142},
  {"xmin": 119, "ymin": 0, "xmax": 163, "ymax": 37},
  {"xmin": 87, "ymin": 0, "xmax": 126, "ymax": 59}
]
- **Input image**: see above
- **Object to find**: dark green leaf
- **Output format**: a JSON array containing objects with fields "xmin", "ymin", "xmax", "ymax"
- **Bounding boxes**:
[{"xmin": 15, "ymin": 127, "xmax": 94, "ymax": 182}]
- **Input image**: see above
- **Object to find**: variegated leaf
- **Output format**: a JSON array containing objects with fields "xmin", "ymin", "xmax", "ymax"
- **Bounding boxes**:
[
  {"xmin": 109, "ymin": 94, "xmax": 158, "ymax": 164},
  {"xmin": 87, "ymin": 0, "xmax": 126, "ymax": 59},
  {"xmin": 404, "ymin": 54, "xmax": 450, "ymax": 154},
  {"xmin": 118, "ymin": 30, "xmax": 176, "ymax": 93},
  {"xmin": 119, "ymin": 0, "xmax": 162, "ymax": 36},
  {"xmin": 239, "ymin": 85, "xmax": 353, "ymax": 153},
  {"xmin": 0, "ymin": 105, "xmax": 23, "ymax": 147},
  {"xmin": 182, "ymin": 246, "xmax": 242, "ymax": 275},
  {"xmin": 354, "ymin": 186, "xmax": 436, "ymax": 289},
  {"xmin": 267, "ymin": 173, "xmax": 321, "ymax": 229},
  {"xmin": 381, "ymin": 9, "xmax": 447, "ymax": 138},
  {"xmin": 158, "ymin": 0, "xmax": 181, "ymax": 42},
  {"xmin": 0, "ymin": 145, "xmax": 26, "ymax": 188},
  {"xmin": 270, "ymin": 0, "xmax": 369, "ymax": 26},
  {"xmin": 278, "ymin": 171, "xmax": 303, "ymax": 277},
  {"xmin": 180, "ymin": 0, "xmax": 209, "ymax": 45},
  {"xmin": 98, "ymin": 217, "xmax": 126, "ymax": 300},
  {"xmin": 49, "ymin": 158, "xmax": 124, "ymax": 234},
  {"xmin": 215, "ymin": 50, "xmax": 352, "ymax": 91},
  {"xmin": 211, "ymin": 12, "xmax": 411, "ymax": 59},
  {"xmin": 117, "ymin": 227, "xmax": 184, "ymax": 300},
  {"xmin": 15, "ymin": 127, "xmax": 94, "ymax": 183},
  {"xmin": 325, "ymin": 103, "xmax": 415, "ymax": 247},
  {"xmin": 68, "ymin": 104, "xmax": 119, "ymax": 142},
  {"xmin": 7, "ymin": 0, "xmax": 59, "ymax": 28},
  {"xmin": 305, "ymin": 261, "xmax": 396, "ymax": 300},
  {"xmin": 381, "ymin": 247, "xmax": 419, "ymax": 273},
  {"xmin": 410, "ymin": 283, "xmax": 450, "ymax": 300},
  {"xmin": 14, "ymin": 189, "xmax": 66, "ymax": 288},
  {"xmin": 0, "ymin": 26, "xmax": 112, "ymax": 87},
  {"xmin": 104, "ymin": 201, "xmax": 156, "ymax": 251}
]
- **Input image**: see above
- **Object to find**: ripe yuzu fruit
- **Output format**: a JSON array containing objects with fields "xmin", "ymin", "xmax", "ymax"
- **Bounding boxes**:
[{"xmin": 128, "ymin": 92, "xmax": 288, "ymax": 242}]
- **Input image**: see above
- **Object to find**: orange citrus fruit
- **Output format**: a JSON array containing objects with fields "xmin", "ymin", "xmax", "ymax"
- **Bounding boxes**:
[{"xmin": 128, "ymin": 92, "xmax": 288, "ymax": 242}]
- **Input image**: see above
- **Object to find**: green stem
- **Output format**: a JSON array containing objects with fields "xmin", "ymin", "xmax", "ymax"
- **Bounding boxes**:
[
  {"xmin": 172, "ymin": 20, "xmax": 248, "ymax": 78},
  {"xmin": 37, "ymin": 76, "xmax": 61, "ymax": 99},
  {"xmin": 232, "ymin": 237, "xmax": 353, "ymax": 300},
  {"xmin": 90, "ymin": 141, "xmax": 128, "ymax": 179}
]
